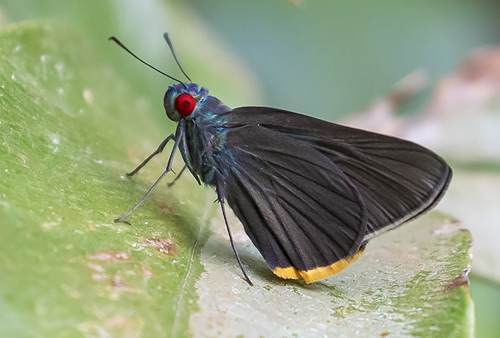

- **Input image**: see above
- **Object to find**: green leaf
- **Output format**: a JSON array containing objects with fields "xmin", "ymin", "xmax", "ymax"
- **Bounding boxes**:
[
  {"xmin": 0, "ymin": 20, "xmax": 211, "ymax": 337},
  {"xmin": 0, "ymin": 20, "xmax": 473, "ymax": 337}
]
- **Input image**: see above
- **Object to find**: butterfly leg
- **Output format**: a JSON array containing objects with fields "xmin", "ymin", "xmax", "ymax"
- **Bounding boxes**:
[
  {"xmin": 167, "ymin": 165, "xmax": 187, "ymax": 187},
  {"xmin": 126, "ymin": 134, "xmax": 175, "ymax": 176},
  {"xmin": 217, "ymin": 185, "xmax": 253, "ymax": 286},
  {"xmin": 115, "ymin": 131, "xmax": 181, "ymax": 223}
]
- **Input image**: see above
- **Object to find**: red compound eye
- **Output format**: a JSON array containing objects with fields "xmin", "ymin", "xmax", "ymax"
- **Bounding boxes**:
[{"xmin": 174, "ymin": 93, "xmax": 196, "ymax": 116}]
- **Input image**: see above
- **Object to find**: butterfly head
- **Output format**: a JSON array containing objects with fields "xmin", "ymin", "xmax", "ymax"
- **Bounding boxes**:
[{"xmin": 164, "ymin": 83, "xmax": 209, "ymax": 122}]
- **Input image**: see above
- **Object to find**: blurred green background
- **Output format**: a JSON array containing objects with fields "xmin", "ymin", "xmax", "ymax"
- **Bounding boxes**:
[{"xmin": 1, "ymin": 0, "xmax": 500, "ymax": 337}]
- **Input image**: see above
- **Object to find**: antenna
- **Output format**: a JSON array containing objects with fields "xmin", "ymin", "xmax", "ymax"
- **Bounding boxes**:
[
  {"xmin": 109, "ymin": 36, "xmax": 184, "ymax": 85},
  {"xmin": 163, "ymin": 33, "xmax": 192, "ymax": 82}
]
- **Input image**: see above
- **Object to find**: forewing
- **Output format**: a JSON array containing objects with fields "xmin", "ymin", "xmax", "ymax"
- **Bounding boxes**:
[{"xmin": 221, "ymin": 107, "xmax": 452, "ymax": 241}]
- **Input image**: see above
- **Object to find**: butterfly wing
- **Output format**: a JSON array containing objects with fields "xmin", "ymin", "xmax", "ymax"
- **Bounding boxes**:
[{"xmin": 214, "ymin": 107, "xmax": 451, "ymax": 283}]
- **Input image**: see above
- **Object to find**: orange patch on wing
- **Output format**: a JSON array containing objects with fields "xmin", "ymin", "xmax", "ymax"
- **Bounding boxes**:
[{"xmin": 272, "ymin": 248, "xmax": 365, "ymax": 284}]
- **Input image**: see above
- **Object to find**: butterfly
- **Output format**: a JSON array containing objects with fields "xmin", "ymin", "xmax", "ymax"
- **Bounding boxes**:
[{"xmin": 111, "ymin": 34, "xmax": 452, "ymax": 285}]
